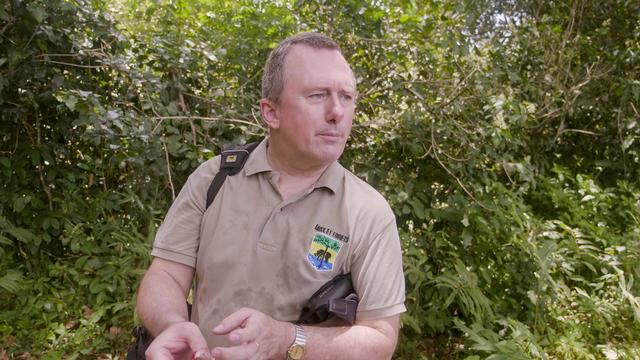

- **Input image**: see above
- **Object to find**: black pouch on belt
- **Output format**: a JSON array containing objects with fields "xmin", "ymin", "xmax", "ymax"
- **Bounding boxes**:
[{"xmin": 297, "ymin": 273, "xmax": 359, "ymax": 325}]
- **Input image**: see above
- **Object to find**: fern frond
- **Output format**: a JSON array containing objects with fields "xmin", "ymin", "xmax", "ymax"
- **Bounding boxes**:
[{"xmin": 0, "ymin": 270, "xmax": 24, "ymax": 294}]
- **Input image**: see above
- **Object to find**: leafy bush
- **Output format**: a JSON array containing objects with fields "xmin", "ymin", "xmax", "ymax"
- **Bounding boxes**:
[{"xmin": 1, "ymin": 0, "xmax": 639, "ymax": 358}]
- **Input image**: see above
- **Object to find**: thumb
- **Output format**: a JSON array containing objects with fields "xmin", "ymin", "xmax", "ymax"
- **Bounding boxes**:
[
  {"xmin": 182, "ymin": 323, "xmax": 211, "ymax": 352},
  {"xmin": 192, "ymin": 349, "xmax": 213, "ymax": 360},
  {"xmin": 145, "ymin": 322, "xmax": 211, "ymax": 360}
]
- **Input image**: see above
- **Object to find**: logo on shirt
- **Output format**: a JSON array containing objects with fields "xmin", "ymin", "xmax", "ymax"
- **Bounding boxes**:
[{"xmin": 306, "ymin": 225, "xmax": 348, "ymax": 271}]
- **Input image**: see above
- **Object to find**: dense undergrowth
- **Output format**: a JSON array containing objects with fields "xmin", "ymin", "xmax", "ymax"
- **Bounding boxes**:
[{"xmin": 1, "ymin": 0, "xmax": 639, "ymax": 358}]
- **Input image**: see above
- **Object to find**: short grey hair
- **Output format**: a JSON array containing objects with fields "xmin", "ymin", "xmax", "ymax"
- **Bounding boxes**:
[{"xmin": 261, "ymin": 32, "xmax": 343, "ymax": 103}]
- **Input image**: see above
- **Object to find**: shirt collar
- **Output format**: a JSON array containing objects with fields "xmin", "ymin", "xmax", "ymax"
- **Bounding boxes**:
[
  {"xmin": 244, "ymin": 137, "xmax": 345, "ymax": 194},
  {"xmin": 314, "ymin": 161, "xmax": 344, "ymax": 194},
  {"xmin": 244, "ymin": 137, "xmax": 272, "ymax": 176}
]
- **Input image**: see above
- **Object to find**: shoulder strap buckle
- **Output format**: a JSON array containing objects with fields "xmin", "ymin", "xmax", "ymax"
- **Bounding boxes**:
[
  {"xmin": 220, "ymin": 147, "xmax": 252, "ymax": 175},
  {"xmin": 206, "ymin": 142, "xmax": 259, "ymax": 209}
]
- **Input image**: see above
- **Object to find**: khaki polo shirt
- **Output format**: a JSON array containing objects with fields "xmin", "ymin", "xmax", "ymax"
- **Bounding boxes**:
[{"xmin": 152, "ymin": 138, "xmax": 406, "ymax": 347}]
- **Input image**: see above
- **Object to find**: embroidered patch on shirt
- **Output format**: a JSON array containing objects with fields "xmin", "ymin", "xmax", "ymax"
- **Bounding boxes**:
[{"xmin": 306, "ymin": 232, "xmax": 343, "ymax": 271}]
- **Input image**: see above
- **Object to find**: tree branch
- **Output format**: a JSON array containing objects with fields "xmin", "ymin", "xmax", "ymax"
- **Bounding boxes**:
[
  {"xmin": 37, "ymin": 165, "xmax": 53, "ymax": 211},
  {"xmin": 151, "ymin": 116, "xmax": 264, "ymax": 132},
  {"xmin": 161, "ymin": 136, "xmax": 175, "ymax": 201},
  {"xmin": 36, "ymin": 59, "xmax": 104, "ymax": 69},
  {"xmin": 430, "ymin": 121, "xmax": 490, "ymax": 210}
]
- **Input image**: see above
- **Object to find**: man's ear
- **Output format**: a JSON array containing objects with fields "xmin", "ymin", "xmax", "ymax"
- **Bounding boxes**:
[{"xmin": 259, "ymin": 99, "xmax": 279, "ymax": 129}]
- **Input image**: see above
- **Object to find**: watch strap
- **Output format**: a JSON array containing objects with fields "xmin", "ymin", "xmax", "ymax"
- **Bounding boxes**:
[
  {"xmin": 286, "ymin": 324, "xmax": 306, "ymax": 359},
  {"xmin": 293, "ymin": 324, "xmax": 306, "ymax": 346}
]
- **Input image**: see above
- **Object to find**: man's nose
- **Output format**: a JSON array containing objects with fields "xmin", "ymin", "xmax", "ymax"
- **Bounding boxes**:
[{"xmin": 325, "ymin": 93, "xmax": 345, "ymax": 123}]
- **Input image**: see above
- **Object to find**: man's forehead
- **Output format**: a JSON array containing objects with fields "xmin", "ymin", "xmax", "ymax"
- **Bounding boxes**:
[
  {"xmin": 283, "ymin": 45, "xmax": 356, "ymax": 87},
  {"xmin": 284, "ymin": 45, "xmax": 349, "ymax": 69}
]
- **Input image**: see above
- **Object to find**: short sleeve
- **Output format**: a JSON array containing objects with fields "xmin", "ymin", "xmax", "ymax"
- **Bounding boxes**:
[
  {"xmin": 350, "ymin": 215, "xmax": 406, "ymax": 320},
  {"xmin": 151, "ymin": 157, "xmax": 220, "ymax": 267}
]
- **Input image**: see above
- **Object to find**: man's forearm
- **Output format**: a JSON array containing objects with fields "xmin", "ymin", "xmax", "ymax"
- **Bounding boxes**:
[
  {"xmin": 268, "ymin": 315, "xmax": 398, "ymax": 360},
  {"xmin": 302, "ymin": 319, "xmax": 399, "ymax": 360},
  {"xmin": 210, "ymin": 308, "xmax": 400, "ymax": 359},
  {"xmin": 136, "ymin": 258, "xmax": 194, "ymax": 336}
]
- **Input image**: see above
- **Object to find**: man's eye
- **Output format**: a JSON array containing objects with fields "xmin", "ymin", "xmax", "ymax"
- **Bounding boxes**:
[
  {"xmin": 340, "ymin": 94, "xmax": 355, "ymax": 103},
  {"xmin": 309, "ymin": 93, "xmax": 325, "ymax": 100}
]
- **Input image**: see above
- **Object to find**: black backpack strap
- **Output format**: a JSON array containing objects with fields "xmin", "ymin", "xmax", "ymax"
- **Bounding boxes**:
[
  {"xmin": 206, "ymin": 142, "xmax": 258, "ymax": 209},
  {"xmin": 126, "ymin": 325, "xmax": 152, "ymax": 360}
]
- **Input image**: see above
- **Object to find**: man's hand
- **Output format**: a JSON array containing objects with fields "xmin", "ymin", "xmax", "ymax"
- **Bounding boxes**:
[
  {"xmin": 210, "ymin": 308, "xmax": 293, "ymax": 360},
  {"xmin": 145, "ymin": 321, "xmax": 212, "ymax": 360}
]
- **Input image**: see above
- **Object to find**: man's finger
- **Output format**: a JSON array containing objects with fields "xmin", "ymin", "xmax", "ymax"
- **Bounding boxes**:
[
  {"xmin": 145, "ymin": 322, "xmax": 211, "ymax": 360},
  {"xmin": 181, "ymin": 323, "xmax": 212, "ymax": 355},
  {"xmin": 226, "ymin": 325, "xmax": 257, "ymax": 345},
  {"xmin": 193, "ymin": 350, "xmax": 213, "ymax": 360},
  {"xmin": 144, "ymin": 347, "xmax": 174, "ymax": 360},
  {"xmin": 212, "ymin": 308, "xmax": 253, "ymax": 335}
]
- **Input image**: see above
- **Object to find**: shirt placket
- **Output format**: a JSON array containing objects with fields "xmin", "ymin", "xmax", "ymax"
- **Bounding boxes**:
[{"xmin": 257, "ymin": 175, "xmax": 316, "ymax": 252}]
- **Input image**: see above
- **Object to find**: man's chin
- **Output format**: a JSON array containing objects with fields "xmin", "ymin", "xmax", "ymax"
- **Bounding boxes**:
[{"xmin": 312, "ymin": 146, "xmax": 345, "ymax": 164}]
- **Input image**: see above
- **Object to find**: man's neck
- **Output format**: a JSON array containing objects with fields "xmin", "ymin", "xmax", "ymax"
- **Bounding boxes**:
[{"xmin": 266, "ymin": 143, "xmax": 330, "ymax": 201}]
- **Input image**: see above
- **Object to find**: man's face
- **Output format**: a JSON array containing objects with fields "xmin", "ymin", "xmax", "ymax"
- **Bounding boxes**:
[{"xmin": 265, "ymin": 45, "xmax": 356, "ymax": 169}]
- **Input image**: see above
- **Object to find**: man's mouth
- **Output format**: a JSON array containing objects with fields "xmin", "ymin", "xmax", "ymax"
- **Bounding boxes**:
[{"xmin": 317, "ymin": 131, "xmax": 342, "ymax": 138}]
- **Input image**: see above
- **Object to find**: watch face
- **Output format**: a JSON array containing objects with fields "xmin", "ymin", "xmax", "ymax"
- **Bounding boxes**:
[{"xmin": 287, "ymin": 344, "xmax": 304, "ymax": 359}]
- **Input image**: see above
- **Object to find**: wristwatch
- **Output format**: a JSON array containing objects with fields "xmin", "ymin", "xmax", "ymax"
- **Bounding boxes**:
[{"xmin": 286, "ymin": 324, "xmax": 306, "ymax": 360}]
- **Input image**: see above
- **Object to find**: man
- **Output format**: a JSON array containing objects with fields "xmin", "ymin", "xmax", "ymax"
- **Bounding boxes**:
[{"xmin": 136, "ymin": 32, "xmax": 406, "ymax": 360}]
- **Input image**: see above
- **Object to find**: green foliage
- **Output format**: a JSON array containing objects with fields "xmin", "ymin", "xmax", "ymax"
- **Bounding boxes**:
[{"xmin": 1, "ymin": 0, "xmax": 639, "ymax": 358}]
